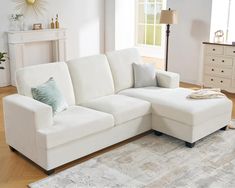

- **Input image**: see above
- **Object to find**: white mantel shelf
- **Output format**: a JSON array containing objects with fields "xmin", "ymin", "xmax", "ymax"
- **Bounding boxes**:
[
  {"xmin": 8, "ymin": 28, "xmax": 67, "ymax": 44},
  {"xmin": 8, "ymin": 28, "xmax": 67, "ymax": 86}
]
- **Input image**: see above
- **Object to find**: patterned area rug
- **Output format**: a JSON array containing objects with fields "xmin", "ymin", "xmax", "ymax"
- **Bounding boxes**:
[{"xmin": 29, "ymin": 129, "xmax": 235, "ymax": 188}]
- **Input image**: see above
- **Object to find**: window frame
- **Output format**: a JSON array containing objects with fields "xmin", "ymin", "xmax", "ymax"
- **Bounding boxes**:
[{"xmin": 135, "ymin": 0, "xmax": 167, "ymax": 58}]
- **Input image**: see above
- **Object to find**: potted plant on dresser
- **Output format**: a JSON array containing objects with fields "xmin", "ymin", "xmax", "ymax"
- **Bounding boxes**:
[{"xmin": 0, "ymin": 52, "xmax": 10, "ymax": 87}]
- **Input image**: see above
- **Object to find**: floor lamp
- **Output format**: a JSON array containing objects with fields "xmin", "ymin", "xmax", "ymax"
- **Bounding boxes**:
[{"xmin": 160, "ymin": 8, "xmax": 178, "ymax": 71}]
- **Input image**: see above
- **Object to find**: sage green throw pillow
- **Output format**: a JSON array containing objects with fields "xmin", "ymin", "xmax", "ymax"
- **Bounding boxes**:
[{"xmin": 31, "ymin": 77, "xmax": 68, "ymax": 114}]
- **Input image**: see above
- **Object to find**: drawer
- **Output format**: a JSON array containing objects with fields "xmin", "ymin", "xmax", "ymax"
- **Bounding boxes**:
[
  {"xmin": 205, "ymin": 56, "xmax": 219, "ymax": 64},
  {"xmin": 205, "ymin": 56, "xmax": 233, "ymax": 66},
  {"xmin": 205, "ymin": 66, "xmax": 232, "ymax": 77},
  {"xmin": 206, "ymin": 45, "xmax": 224, "ymax": 55},
  {"xmin": 204, "ymin": 76, "xmax": 231, "ymax": 88},
  {"xmin": 225, "ymin": 46, "xmax": 235, "ymax": 56}
]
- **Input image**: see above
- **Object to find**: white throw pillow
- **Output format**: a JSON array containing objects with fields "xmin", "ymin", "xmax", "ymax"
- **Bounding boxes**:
[{"xmin": 133, "ymin": 63, "xmax": 157, "ymax": 88}]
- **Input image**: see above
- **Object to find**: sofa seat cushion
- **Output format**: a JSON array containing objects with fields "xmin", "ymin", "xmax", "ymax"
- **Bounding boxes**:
[
  {"xmin": 82, "ymin": 95, "xmax": 151, "ymax": 125},
  {"xmin": 37, "ymin": 106, "xmax": 114, "ymax": 149},
  {"xmin": 119, "ymin": 87, "xmax": 232, "ymax": 125}
]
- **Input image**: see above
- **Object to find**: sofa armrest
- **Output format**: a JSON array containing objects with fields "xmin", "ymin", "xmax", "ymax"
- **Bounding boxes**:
[
  {"xmin": 3, "ymin": 94, "xmax": 53, "ymax": 131},
  {"xmin": 156, "ymin": 70, "xmax": 180, "ymax": 88},
  {"xmin": 3, "ymin": 94, "xmax": 53, "ymax": 166}
]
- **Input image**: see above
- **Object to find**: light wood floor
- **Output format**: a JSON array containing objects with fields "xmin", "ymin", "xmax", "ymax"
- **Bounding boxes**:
[{"xmin": 0, "ymin": 84, "xmax": 234, "ymax": 187}]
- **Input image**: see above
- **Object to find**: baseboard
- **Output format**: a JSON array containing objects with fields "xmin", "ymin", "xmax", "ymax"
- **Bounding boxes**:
[
  {"xmin": 0, "ymin": 82, "xmax": 11, "ymax": 87},
  {"xmin": 180, "ymin": 78, "xmax": 202, "ymax": 86}
]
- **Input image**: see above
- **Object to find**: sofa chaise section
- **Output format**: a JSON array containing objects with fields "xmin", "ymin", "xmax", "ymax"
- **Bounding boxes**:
[
  {"xmin": 107, "ymin": 48, "xmax": 232, "ymax": 147},
  {"xmin": 119, "ymin": 87, "xmax": 232, "ymax": 145}
]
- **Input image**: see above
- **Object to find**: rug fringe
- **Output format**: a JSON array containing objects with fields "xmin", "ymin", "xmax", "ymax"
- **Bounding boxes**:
[{"xmin": 228, "ymin": 120, "xmax": 235, "ymax": 129}]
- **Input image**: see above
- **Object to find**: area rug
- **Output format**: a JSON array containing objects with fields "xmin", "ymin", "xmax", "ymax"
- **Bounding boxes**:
[{"xmin": 29, "ymin": 129, "xmax": 235, "ymax": 188}]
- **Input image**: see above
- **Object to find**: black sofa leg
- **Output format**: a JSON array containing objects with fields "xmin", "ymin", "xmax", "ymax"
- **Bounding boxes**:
[
  {"xmin": 185, "ymin": 142, "xmax": 195, "ymax": 148},
  {"xmin": 220, "ymin": 126, "xmax": 227, "ymax": 131},
  {"xmin": 44, "ymin": 169, "xmax": 55, "ymax": 175},
  {"xmin": 9, "ymin": 146, "xmax": 16, "ymax": 152},
  {"xmin": 154, "ymin": 130, "xmax": 163, "ymax": 136}
]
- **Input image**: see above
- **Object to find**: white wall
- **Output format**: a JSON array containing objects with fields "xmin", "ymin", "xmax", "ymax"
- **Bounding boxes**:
[
  {"xmin": 115, "ymin": 0, "xmax": 135, "ymax": 50},
  {"xmin": 105, "ymin": 0, "xmax": 135, "ymax": 52},
  {"xmin": 105, "ymin": 0, "xmax": 115, "ymax": 52},
  {"xmin": 167, "ymin": 0, "xmax": 212, "ymax": 84},
  {"xmin": 0, "ymin": 0, "xmax": 105, "ymax": 60}
]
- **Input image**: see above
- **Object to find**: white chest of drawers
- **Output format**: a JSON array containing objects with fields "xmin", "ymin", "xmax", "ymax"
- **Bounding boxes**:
[{"xmin": 203, "ymin": 42, "xmax": 235, "ymax": 93}]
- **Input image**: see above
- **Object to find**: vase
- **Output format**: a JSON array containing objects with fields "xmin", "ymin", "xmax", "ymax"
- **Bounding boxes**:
[
  {"xmin": 18, "ymin": 16, "xmax": 24, "ymax": 31},
  {"xmin": 10, "ymin": 21, "xmax": 20, "ymax": 31}
]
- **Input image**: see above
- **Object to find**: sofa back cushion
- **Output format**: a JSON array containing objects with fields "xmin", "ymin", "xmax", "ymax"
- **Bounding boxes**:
[
  {"xmin": 67, "ymin": 55, "xmax": 115, "ymax": 104},
  {"xmin": 106, "ymin": 48, "xmax": 142, "ymax": 92},
  {"xmin": 16, "ymin": 62, "xmax": 75, "ymax": 106}
]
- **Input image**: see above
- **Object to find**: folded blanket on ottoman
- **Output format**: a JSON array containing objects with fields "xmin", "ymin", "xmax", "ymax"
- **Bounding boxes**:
[{"xmin": 188, "ymin": 88, "xmax": 226, "ymax": 99}]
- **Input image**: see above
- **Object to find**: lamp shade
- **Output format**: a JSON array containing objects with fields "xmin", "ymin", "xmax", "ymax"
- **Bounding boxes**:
[{"xmin": 160, "ymin": 9, "xmax": 178, "ymax": 24}]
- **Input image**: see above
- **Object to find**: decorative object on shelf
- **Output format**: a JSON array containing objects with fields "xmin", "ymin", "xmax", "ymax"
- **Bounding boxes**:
[
  {"xmin": 9, "ymin": 13, "xmax": 24, "ymax": 31},
  {"xmin": 13, "ymin": 0, "xmax": 47, "ymax": 16},
  {"xmin": 55, "ymin": 14, "xmax": 59, "ymax": 29},
  {"xmin": 214, "ymin": 30, "xmax": 224, "ymax": 44},
  {"xmin": 160, "ymin": 8, "xmax": 178, "ymax": 71},
  {"xmin": 33, "ymin": 23, "xmax": 43, "ymax": 30},
  {"xmin": 50, "ymin": 18, "xmax": 55, "ymax": 29},
  {"xmin": 0, "ymin": 52, "xmax": 7, "ymax": 70}
]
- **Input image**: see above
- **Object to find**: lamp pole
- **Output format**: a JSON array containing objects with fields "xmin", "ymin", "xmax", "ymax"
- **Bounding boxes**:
[{"xmin": 165, "ymin": 23, "xmax": 170, "ymax": 71}]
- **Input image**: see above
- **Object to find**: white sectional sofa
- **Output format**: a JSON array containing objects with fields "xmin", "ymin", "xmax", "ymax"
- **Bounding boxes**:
[{"xmin": 3, "ymin": 48, "xmax": 232, "ymax": 174}]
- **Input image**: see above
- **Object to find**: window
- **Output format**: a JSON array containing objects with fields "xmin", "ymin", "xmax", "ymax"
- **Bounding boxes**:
[
  {"xmin": 136, "ymin": 0, "xmax": 164, "ymax": 47},
  {"xmin": 211, "ymin": 0, "xmax": 235, "ymax": 42}
]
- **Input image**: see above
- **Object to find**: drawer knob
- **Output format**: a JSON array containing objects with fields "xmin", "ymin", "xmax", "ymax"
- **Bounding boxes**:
[
  {"xmin": 221, "ymin": 70, "xmax": 224, "ymax": 73},
  {"xmin": 211, "ymin": 69, "xmax": 214, "ymax": 71},
  {"xmin": 212, "ymin": 59, "xmax": 215, "ymax": 61},
  {"xmin": 233, "ymin": 51, "xmax": 235, "ymax": 53},
  {"xmin": 220, "ymin": 80, "xmax": 223, "ymax": 83},
  {"xmin": 211, "ymin": 79, "xmax": 214, "ymax": 81},
  {"xmin": 213, "ymin": 49, "xmax": 216, "ymax": 51},
  {"xmin": 222, "ymin": 60, "xmax": 225, "ymax": 62}
]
